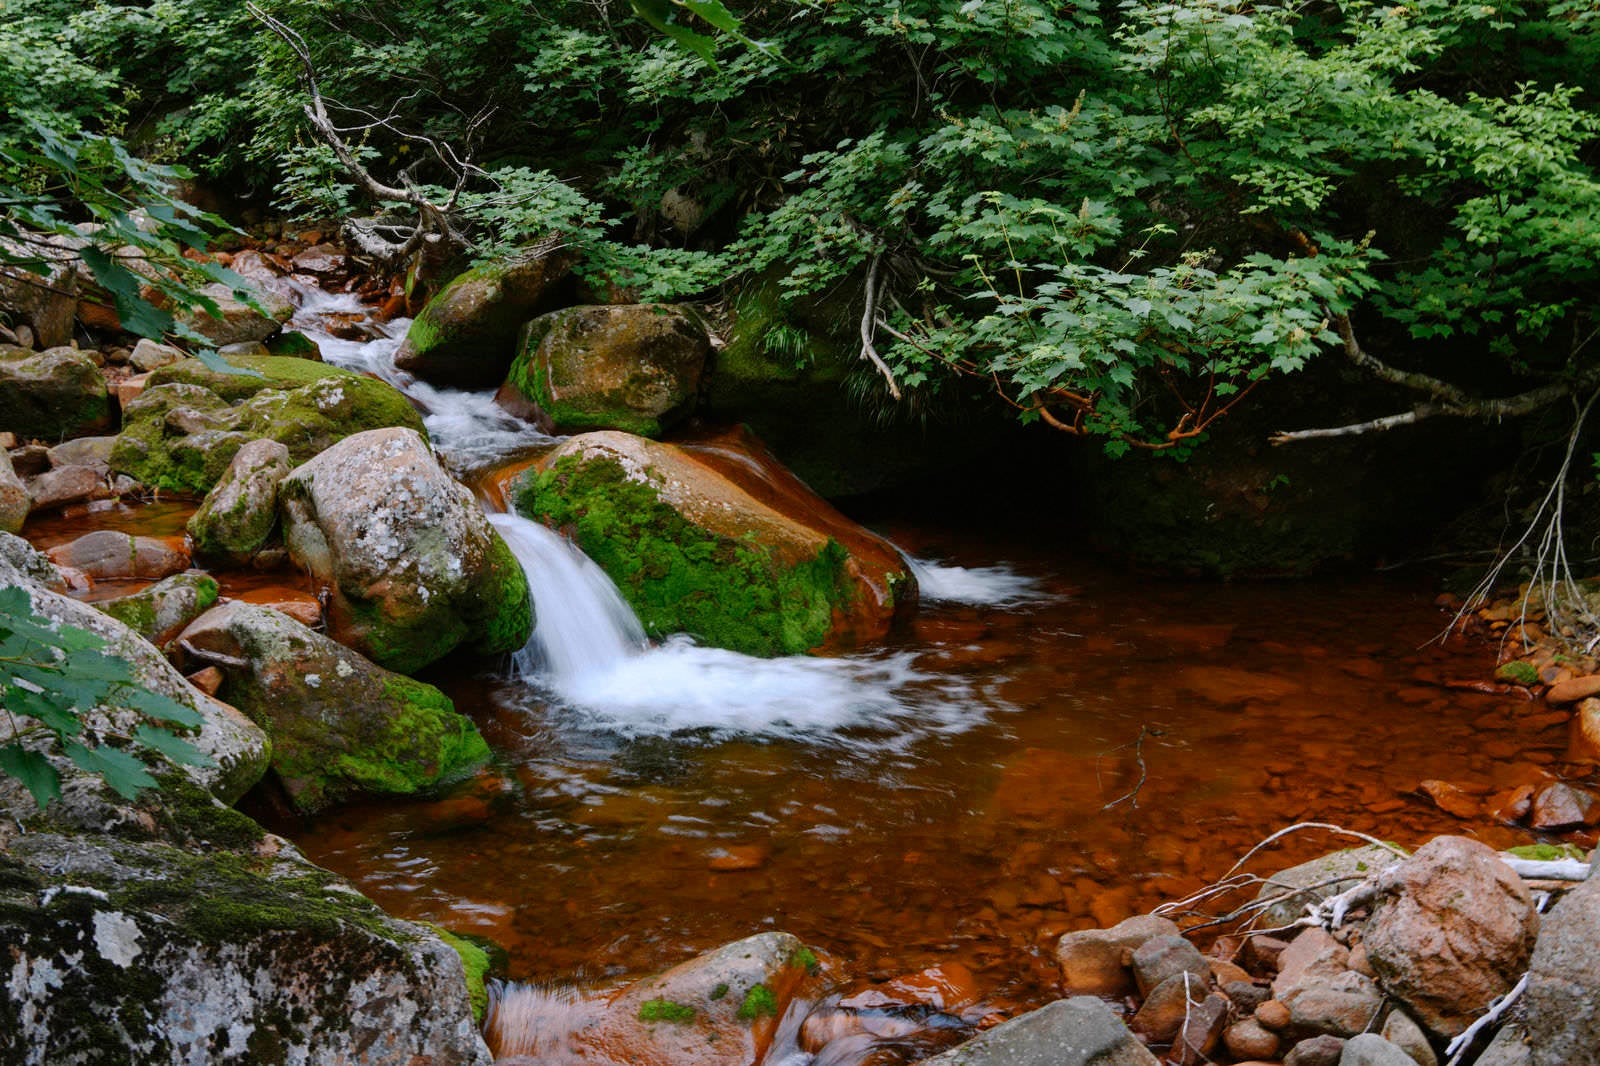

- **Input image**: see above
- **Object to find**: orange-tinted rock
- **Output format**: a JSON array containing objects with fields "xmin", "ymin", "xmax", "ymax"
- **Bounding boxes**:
[
  {"xmin": 1546, "ymin": 674, "xmax": 1600, "ymax": 704},
  {"xmin": 1420, "ymin": 780, "xmax": 1482, "ymax": 819},
  {"xmin": 1173, "ymin": 992, "xmax": 1230, "ymax": 1066},
  {"xmin": 231, "ymin": 585, "xmax": 322, "ymax": 628},
  {"xmin": 839, "ymin": 963, "xmax": 979, "ymax": 1013},
  {"xmin": 1132, "ymin": 971, "xmax": 1208, "ymax": 1043},
  {"xmin": 1255, "ymin": 998, "xmax": 1291, "ymax": 1031},
  {"xmin": 1056, "ymin": 914, "xmax": 1180, "ymax": 997},
  {"xmin": 1225, "ymin": 1018, "xmax": 1281, "ymax": 1060},
  {"xmin": 186, "ymin": 666, "xmax": 224, "ymax": 696},
  {"xmin": 1567, "ymin": 698, "xmax": 1600, "ymax": 764},
  {"xmin": 1175, "ymin": 665, "xmax": 1304, "ymax": 703},
  {"xmin": 46, "ymin": 530, "xmax": 189, "ymax": 580},
  {"xmin": 1530, "ymin": 782, "xmax": 1600, "ymax": 830},
  {"xmin": 1488, "ymin": 784, "xmax": 1535, "ymax": 825},
  {"xmin": 707, "ymin": 844, "xmax": 770, "ymax": 872}
]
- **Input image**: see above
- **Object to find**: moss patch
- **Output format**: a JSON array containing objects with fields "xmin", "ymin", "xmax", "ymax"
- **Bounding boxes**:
[
  {"xmin": 1505, "ymin": 842, "xmax": 1587, "ymax": 861},
  {"xmin": 639, "ymin": 999, "xmax": 698, "ymax": 1023},
  {"xmin": 515, "ymin": 455, "xmax": 853, "ymax": 656},
  {"xmin": 1495, "ymin": 661, "xmax": 1540, "ymax": 686},
  {"xmin": 147, "ymin": 354, "xmax": 350, "ymax": 401},
  {"xmin": 430, "ymin": 927, "xmax": 492, "ymax": 1022},
  {"xmin": 736, "ymin": 984, "xmax": 777, "ymax": 1021}
]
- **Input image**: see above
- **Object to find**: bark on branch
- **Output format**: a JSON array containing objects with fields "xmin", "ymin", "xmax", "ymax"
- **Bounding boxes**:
[{"xmin": 859, "ymin": 250, "xmax": 903, "ymax": 400}]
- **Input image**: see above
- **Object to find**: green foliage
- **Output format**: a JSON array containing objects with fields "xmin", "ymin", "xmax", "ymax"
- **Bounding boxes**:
[{"xmin": 0, "ymin": 586, "xmax": 212, "ymax": 811}]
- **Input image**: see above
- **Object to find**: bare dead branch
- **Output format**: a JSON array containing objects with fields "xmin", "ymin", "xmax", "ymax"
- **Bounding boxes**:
[{"xmin": 859, "ymin": 250, "xmax": 903, "ymax": 400}]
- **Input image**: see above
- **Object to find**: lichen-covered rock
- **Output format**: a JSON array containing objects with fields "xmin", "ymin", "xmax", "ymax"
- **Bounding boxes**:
[
  {"xmin": 109, "ymin": 361, "xmax": 425, "ymax": 494},
  {"xmin": 1521, "ymin": 873, "xmax": 1600, "ymax": 1066},
  {"xmin": 176, "ymin": 600, "xmax": 492, "ymax": 812},
  {"xmin": 0, "ymin": 830, "xmax": 492, "ymax": 1066},
  {"xmin": 512, "ymin": 427, "xmax": 914, "ymax": 657},
  {"xmin": 188, "ymin": 438, "xmax": 292, "ymax": 562},
  {"xmin": 1255, "ymin": 845, "xmax": 1402, "ymax": 929},
  {"xmin": 917, "ymin": 997, "xmax": 1161, "ymax": 1066},
  {"xmin": 0, "ymin": 344, "xmax": 111, "ymax": 440},
  {"xmin": 278, "ymin": 427, "xmax": 531, "ymax": 673},
  {"xmin": 503, "ymin": 303, "xmax": 709, "ymax": 437},
  {"xmin": 94, "ymin": 571, "xmax": 218, "ymax": 647},
  {"xmin": 490, "ymin": 932, "xmax": 812, "ymax": 1066},
  {"xmin": 0, "ymin": 446, "xmax": 28, "ymax": 532},
  {"xmin": 395, "ymin": 250, "xmax": 572, "ymax": 388},
  {"xmin": 46, "ymin": 529, "xmax": 190, "ymax": 581},
  {"xmin": 1363, "ymin": 836, "xmax": 1539, "ymax": 1038},
  {"xmin": 26, "ymin": 464, "xmax": 111, "ymax": 513},
  {"xmin": 0, "ymin": 534, "xmax": 270, "ymax": 809},
  {"xmin": 175, "ymin": 280, "xmax": 295, "ymax": 347}
]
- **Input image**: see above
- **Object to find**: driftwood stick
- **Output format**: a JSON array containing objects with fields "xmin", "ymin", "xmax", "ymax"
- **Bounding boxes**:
[{"xmin": 1443, "ymin": 973, "xmax": 1529, "ymax": 1066}]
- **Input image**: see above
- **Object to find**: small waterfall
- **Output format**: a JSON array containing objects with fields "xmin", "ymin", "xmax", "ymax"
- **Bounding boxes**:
[
  {"xmin": 487, "ymin": 512, "xmax": 647, "ymax": 687},
  {"xmin": 901, "ymin": 553, "xmax": 1043, "ymax": 606}
]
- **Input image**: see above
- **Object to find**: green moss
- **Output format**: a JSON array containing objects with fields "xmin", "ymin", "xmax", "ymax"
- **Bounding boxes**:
[
  {"xmin": 100, "ymin": 596, "xmax": 158, "ymax": 636},
  {"xmin": 1495, "ymin": 661, "xmax": 1540, "ymax": 686},
  {"xmin": 790, "ymin": 947, "xmax": 819, "ymax": 975},
  {"xmin": 429, "ymin": 927, "xmax": 492, "ymax": 1022},
  {"xmin": 1505, "ymin": 843, "xmax": 1587, "ymax": 861},
  {"xmin": 148, "ymin": 355, "xmax": 350, "ymax": 401},
  {"xmin": 321, "ymin": 677, "xmax": 490, "ymax": 801},
  {"xmin": 736, "ymin": 984, "xmax": 778, "ymax": 1021},
  {"xmin": 468, "ymin": 526, "xmax": 534, "ymax": 656},
  {"xmin": 639, "ymin": 999, "xmax": 698, "ymax": 1023},
  {"xmin": 514, "ymin": 455, "xmax": 853, "ymax": 656},
  {"xmin": 147, "ymin": 770, "xmax": 267, "ymax": 851},
  {"xmin": 266, "ymin": 330, "xmax": 322, "ymax": 360},
  {"xmin": 709, "ymin": 982, "xmax": 729, "ymax": 1001}
]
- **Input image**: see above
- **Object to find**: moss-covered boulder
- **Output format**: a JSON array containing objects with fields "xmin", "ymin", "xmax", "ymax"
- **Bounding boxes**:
[
  {"xmin": 279, "ymin": 427, "xmax": 532, "ymax": 673},
  {"xmin": 188, "ymin": 438, "xmax": 292, "ymax": 563},
  {"xmin": 395, "ymin": 250, "xmax": 573, "ymax": 388},
  {"xmin": 0, "ymin": 344, "xmax": 111, "ymax": 441},
  {"xmin": 512, "ymin": 428, "xmax": 914, "ymax": 656},
  {"xmin": 175, "ymin": 280, "xmax": 295, "ymax": 347},
  {"xmin": 0, "ymin": 830, "xmax": 492, "ymax": 1066},
  {"xmin": 176, "ymin": 601, "xmax": 493, "ymax": 812},
  {"xmin": 502, "ymin": 304, "xmax": 709, "ymax": 437},
  {"xmin": 96, "ymin": 571, "xmax": 220, "ymax": 646},
  {"xmin": 109, "ymin": 361, "xmax": 425, "ymax": 494}
]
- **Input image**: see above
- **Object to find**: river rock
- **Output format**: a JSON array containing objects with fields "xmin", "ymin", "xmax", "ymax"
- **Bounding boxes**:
[
  {"xmin": 395, "ymin": 250, "xmax": 573, "ymax": 388},
  {"xmin": 96, "ymin": 571, "xmax": 220, "ymax": 646},
  {"xmin": 1363, "ymin": 836, "xmax": 1538, "ymax": 1038},
  {"xmin": 1339, "ymin": 1034, "xmax": 1421, "ymax": 1066},
  {"xmin": 1567, "ymin": 698, "xmax": 1600, "ymax": 763},
  {"xmin": 1378, "ymin": 1009, "xmax": 1437, "ymax": 1066},
  {"xmin": 187, "ymin": 438, "xmax": 292, "ymax": 562},
  {"xmin": 0, "ymin": 234, "xmax": 77, "ymax": 348},
  {"xmin": 110, "ymin": 359, "xmax": 424, "ymax": 494},
  {"xmin": 533, "ymin": 932, "xmax": 813, "ymax": 1066},
  {"xmin": 27, "ymin": 464, "xmax": 111, "ymax": 512},
  {"xmin": 503, "ymin": 303, "xmax": 709, "ymax": 437},
  {"xmin": 1272, "ymin": 929, "xmax": 1383, "ymax": 1039},
  {"xmin": 279, "ymin": 428, "xmax": 531, "ymax": 672},
  {"xmin": 1521, "ymin": 873, "xmax": 1600, "ymax": 1065},
  {"xmin": 0, "ymin": 344, "xmax": 111, "ymax": 440},
  {"xmin": 46, "ymin": 434, "xmax": 115, "ymax": 471},
  {"xmin": 1131, "ymin": 934, "xmax": 1211, "ymax": 997},
  {"xmin": 46, "ymin": 530, "xmax": 190, "ymax": 581},
  {"xmin": 0, "ymin": 533, "xmax": 270, "ymax": 810},
  {"xmin": 176, "ymin": 280, "xmax": 295, "ymax": 347},
  {"xmin": 917, "ymin": 996, "xmax": 1160, "ymax": 1066},
  {"xmin": 1473, "ymin": 1024, "xmax": 1531, "ymax": 1066},
  {"xmin": 512, "ymin": 428, "xmax": 914, "ymax": 657},
  {"xmin": 176, "ymin": 600, "xmax": 492, "ymax": 812},
  {"xmin": 1225, "ymin": 1018, "xmax": 1281, "ymax": 1060},
  {"xmin": 1174, "ymin": 992, "xmax": 1229, "ymax": 1066},
  {"xmin": 1528, "ymin": 781, "xmax": 1600, "ymax": 829},
  {"xmin": 0, "ymin": 447, "xmax": 28, "ymax": 532},
  {"xmin": 0, "ymin": 829, "xmax": 491, "ymax": 1066},
  {"xmin": 1254, "ymin": 845, "xmax": 1401, "ymax": 929},
  {"xmin": 1056, "ymin": 914, "xmax": 1182, "ymax": 996},
  {"xmin": 129, "ymin": 338, "xmax": 185, "ymax": 372},
  {"xmin": 1286, "ymin": 1035, "xmax": 1348, "ymax": 1066},
  {"xmin": 1132, "ymin": 970, "xmax": 1208, "ymax": 1043}
]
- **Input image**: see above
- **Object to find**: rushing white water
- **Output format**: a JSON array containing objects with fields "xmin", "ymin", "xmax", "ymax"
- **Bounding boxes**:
[
  {"xmin": 287, "ymin": 284, "xmax": 553, "ymax": 472},
  {"xmin": 903, "ymin": 553, "xmax": 1044, "ymax": 606},
  {"xmin": 490, "ymin": 512, "xmax": 985, "ymax": 744}
]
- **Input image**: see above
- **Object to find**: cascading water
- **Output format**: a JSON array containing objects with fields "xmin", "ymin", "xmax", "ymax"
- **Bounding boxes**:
[{"xmin": 901, "ymin": 553, "xmax": 1043, "ymax": 606}]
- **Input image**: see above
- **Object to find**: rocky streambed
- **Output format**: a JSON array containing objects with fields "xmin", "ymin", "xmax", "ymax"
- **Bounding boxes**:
[{"xmin": 2, "ymin": 233, "xmax": 1599, "ymax": 1066}]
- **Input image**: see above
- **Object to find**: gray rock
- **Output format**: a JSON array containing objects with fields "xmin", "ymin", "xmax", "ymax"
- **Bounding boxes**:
[
  {"xmin": 187, "ymin": 438, "xmax": 291, "ymax": 562},
  {"xmin": 1380, "ymin": 1008, "xmax": 1438, "ymax": 1066},
  {"xmin": 45, "ymin": 529, "xmax": 190, "ymax": 581},
  {"xmin": 0, "ymin": 446, "xmax": 29, "ymax": 532},
  {"xmin": 279, "ymin": 427, "xmax": 531, "ymax": 673},
  {"xmin": 46, "ymin": 434, "xmax": 116, "ymax": 471},
  {"xmin": 1057, "ymin": 914, "xmax": 1182, "ymax": 996},
  {"xmin": 129, "ymin": 338, "xmax": 185, "ymax": 372},
  {"xmin": 1473, "ymin": 1023, "xmax": 1531, "ymax": 1066},
  {"xmin": 0, "ymin": 232, "xmax": 78, "ymax": 348},
  {"xmin": 1286, "ymin": 1034, "xmax": 1347, "ymax": 1066},
  {"xmin": 1341, "ymin": 1034, "xmax": 1420, "ymax": 1066},
  {"xmin": 1273, "ymin": 929, "xmax": 1382, "ymax": 1039},
  {"xmin": 1255, "ymin": 845, "xmax": 1402, "ymax": 929},
  {"xmin": 1364, "ymin": 836, "xmax": 1538, "ymax": 1038},
  {"xmin": 1523, "ymin": 875, "xmax": 1600, "ymax": 1066},
  {"xmin": 1131, "ymin": 934, "xmax": 1210, "ymax": 998},
  {"xmin": 918, "ymin": 997, "xmax": 1160, "ymax": 1066},
  {"xmin": 0, "ymin": 830, "xmax": 491, "ymax": 1066},
  {"xmin": 26, "ymin": 465, "xmax": 109, "ymax": 513},
  {"xmin": 95, "ymin": 571, "xmax": 219, "ymax": 646},
  {"xmin": 177, "ymin": 280, "xmax": 295, "ymax": 346}
]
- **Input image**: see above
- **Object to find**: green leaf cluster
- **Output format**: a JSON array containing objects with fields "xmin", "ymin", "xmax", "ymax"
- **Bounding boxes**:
[{"xmin": 0, "ymin": 586, "xmax": 212, "ymax": 811}]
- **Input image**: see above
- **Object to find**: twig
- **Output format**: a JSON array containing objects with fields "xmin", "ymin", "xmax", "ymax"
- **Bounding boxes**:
[
  {"xmin": 858, "ymin": 250, "xmax": 903, "ymax": 400},
  {"xmin": 1101, "ymin": 725, "xmax": 1156, "ymax": 811},
  {"xmin": 1443, "ymin": 973, "xmax": 1529, "ymax": 1066}
]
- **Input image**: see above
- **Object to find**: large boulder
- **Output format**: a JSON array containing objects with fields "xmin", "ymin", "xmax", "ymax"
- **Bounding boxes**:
[
  {"xmin": 279, "ymin": 428, "xmax": 532, "ymax": 673},
  {"xmin": 110, "ymin": 361, "xmax": 425, "ymax": 494},
  {"xmin": 0, "ymin": 447, "xmax": 28, "ymax": 532},
  {"xmin": 0, "ymin": 534, "xmax": 270, "ymax": 810},
  {"xmin": 395, "ymin": 251, "xmax": 573, "ymax": 388},
  {"xmin": 176, "ymin": 280, "xmax": 295, "ymax": 347},
  {"xmin": 0, "ymin": 234, "xmax": 78, "ymax": 348},
  {"xmin": 95, "ymin": 571, "xmax": 219, "ymax": 646},
  {"xmin": 143, "ymin": 352, "xmax": 348, "ymax": 402},
  {"xmin": 0, "ymin": 829, "xmax": 491, "ymax": 1066},
  {"xmin": 502, "ymin": 304, "xmax": 709, "ymax": 437},
  {"xmin": 1362, "ymin": 836, "xmax": 1539, "ymax": 1038},
  {"xmin": 187, "ymin": 438, "xmax": 292, "ymax": 562},
  {"xmin": 176, "ymin": 601, "xmax": 492, "ymax": 812},
  {"xmin": 511, "ymin": 427, "xmax": 915, "ymax": 657},
  {"xmin": 1255, "ymin": 845, "xmax": 1403, "ymax": 929},
  {"xmin": 1521, "ymin": 869, "xmax": 1600, "ymax": 1066},
  {"xmin": 918, "ymin": 997, "xmax": 1160, "ymax": 1066},
  {"xmin": 0, "ymin": 344, "xmax": 110, "ymax": 440}
]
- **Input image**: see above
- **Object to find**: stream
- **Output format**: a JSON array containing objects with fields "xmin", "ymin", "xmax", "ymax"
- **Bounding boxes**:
[{"xmin": 31, "ymin": 287, "xmax": 1567, "ymax": 1025}]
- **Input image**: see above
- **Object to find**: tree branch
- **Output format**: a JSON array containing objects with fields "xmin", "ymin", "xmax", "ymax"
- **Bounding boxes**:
[{"xmin": 859, "ymin": 250, "xmax": 903, "ymax": 400}]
